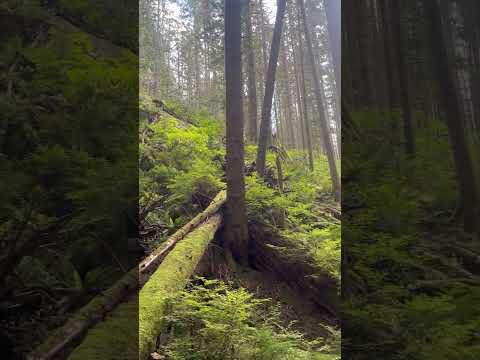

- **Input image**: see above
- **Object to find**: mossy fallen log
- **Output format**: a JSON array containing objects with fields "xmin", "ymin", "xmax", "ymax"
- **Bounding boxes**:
[
  {"xmin": 29, "ymin": 191, "xmax": 225, "ymax": 360},
  {"xmin": 139, "ymin": 190, "xmax": 226, "ymax": 285},
  {"xmin": 138, "ymin": 213, "xmax": 222, "ymax": 359},
  {"xmin": 27, "ymin": 269, "xmax": 139, "ymax": 360},
  {"xmin": 66, "ymin": 213, "xmax": 222, "ymax": 360}
]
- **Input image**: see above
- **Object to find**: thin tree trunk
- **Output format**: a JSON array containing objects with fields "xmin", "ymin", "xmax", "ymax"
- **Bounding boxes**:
[
  {"xmin": 258, "ymin": 0, "xmax": 269, "ymax": 76},
  {"xmin": 256, "ymin": 0, "xmax": 288, "ymax": 178},
  {"xmin": 296, "ymin": 4, "xmax": 314, "ymax": 170},
  {"xmin": 290, "ymin": 26, "xmax": 307, "ymax": 151},
  {"xmin": 391, "ymin": 0, "xmax": 415, "ymax": 157},
  {"xmin": 378, "ymin": 0, "xmax": 398, "ymax": 144},
  {"xmin": 298, "ymin": 0, "xmax": 339, "ymax": 198},
  {"xmin": 245, "ymin": 0, "xmax": 258, "ymax": 143},
  {"xmin": 281, "ymin": 36, "xmax": 296, "ymax": 148}
]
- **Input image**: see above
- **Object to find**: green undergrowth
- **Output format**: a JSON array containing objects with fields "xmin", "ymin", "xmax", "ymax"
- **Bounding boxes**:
[
  {"xmin": 343, "ymin": 110, "xmax": 480, "ymax": 359},
  {"xmin": 245, "ymin": 148, "xmax": 341, "ymax": 282},
  {"xmin": 139, "ymin": 99, "xmax": 340, "ymax": 359},
  {"xmin": 140, "ymin": 96, "xmax": 224, "ymax": 242},
  {"xmin": 158, "ymin": 278, "xmax": 340, "ymax": 360},
  {"xmin": 140, "ymin": 102, "xmax": 340, "ymax": 280},
  {"xmin": 1, "ymin": 5, "xmax": 138, "ymax": 354},
  {"xmin": 56, "ymin": 0, "xmax": 138, "ymax": 51}
]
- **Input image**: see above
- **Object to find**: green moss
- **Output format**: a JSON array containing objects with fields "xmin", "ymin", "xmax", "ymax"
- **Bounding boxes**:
[
  {"xmin": 138, "ymin": 214, "xmax": 222, "ymax": 359},
  {"xmin": 32, "ymin": 270, "xmax": 138, "ymax": 358},
  {"xmin": 57, "ymin": 0, "xmax": 138, "ymax": 51},
  {"xmin": 67, "ymin": 299, "xmax": 139, "ymax": 360},
  {"xmin": 67, "ymin": 214, "xmax": 222, "ymax": 360}
]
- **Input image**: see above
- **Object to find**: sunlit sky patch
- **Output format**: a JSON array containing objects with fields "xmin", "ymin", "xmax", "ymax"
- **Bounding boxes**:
[
  {"xmin": 264, "ymin": 0, "xmax": 277, "ymax": 22},
  {"xmin": 165, "ymin": 0, "xmax": 278, "ymax": 24}
]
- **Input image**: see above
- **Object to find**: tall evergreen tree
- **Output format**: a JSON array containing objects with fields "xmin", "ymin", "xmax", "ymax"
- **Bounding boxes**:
[{"xmin": 224, "ymin": 0, "xmax": 249, "ymax": 263}]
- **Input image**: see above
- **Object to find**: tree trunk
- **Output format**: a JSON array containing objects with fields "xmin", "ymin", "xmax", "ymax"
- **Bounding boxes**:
[
  {"xmin": 258, "ymin": 0, "xmax": 269, "ymax": 76},
  {"xmin": 256, "ymin": 0, "xmax": 287, "ymax": 178},
  {"xmin": 378, "ymin": 0, "xmax": 398, "ymax": 144},
  {"xmin": 225, "ymin": 0, "xmax": 249, "ymax": 263},
  {"xmin": 426, "ymin": 0, "xmax": 479, "ymax": 233},
  {"xmin": 139, "ymin": 191, "xmax": 226, "ymax": 283},
  {"xmin": 298, "ymin": 0, "xmax": 340, "ymax": 200},
  {"xmin": 390, "ymin": 0, "xmax": 415, "ymax": 157},
  {"xmin": 324, "ymin": 0, "xmax": 341, "ymax": 100},
  {"xmin": 289, "ymin": 11, "xmax": 307, "ymax": 152},
  {"xmin": 245, "ymin": 0, "xmax": 258, "ymax": 143},
  {"xmin": 295, "ymin": 4, "xmax": 314, "ymax": 171},
  {"xmin": 280, "ymin": 35, "xmax": 296, "ymax": 148}
]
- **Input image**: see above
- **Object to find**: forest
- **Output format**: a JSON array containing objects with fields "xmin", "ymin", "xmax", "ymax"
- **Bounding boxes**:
[
  {"xmin": 137, "ymin": 0, "xmax": 341, "ymax": 358},
  {"xmin": 342, "ymin": 1, "xmax": 480, "ymax": 359},
  {"xmin": 1, "ymin": 0, "xmax": 340, "ymax": 359},
  {"xmin": 3, "ymin": 0, "xmax": 478, "ymax": 359}
]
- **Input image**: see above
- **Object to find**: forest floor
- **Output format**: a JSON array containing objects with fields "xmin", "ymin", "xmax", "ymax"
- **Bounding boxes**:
[{"xmin": 138, "ymin": 99, "xmax": 341, "ymax": 359}]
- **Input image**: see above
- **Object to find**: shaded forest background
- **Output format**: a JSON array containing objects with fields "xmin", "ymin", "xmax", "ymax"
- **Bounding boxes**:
[
  {"xmin": 0, "ymin": 1, "xmax": 139, "ymax": 357},
  {"xmin": 342, "ymin": 1, "xmax": 480, "ymax": 359}
]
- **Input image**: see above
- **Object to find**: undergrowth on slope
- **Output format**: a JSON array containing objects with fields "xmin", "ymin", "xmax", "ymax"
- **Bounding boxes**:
[
  {"xmin": 245, "ymin": 153, "xmax": 340, "ymax": 282},
  {"xmin": 140, "ymin": 97, "xmax": 224, "ymax": 244},
  {"xmin": 0, "ymin": 8, "xmax": 138, "ymax": 352},
  {"xmin": 159, "ymin": 278, "xmax": 340, "ymax": 360},
  {"xmin": 140, "ymin": 99, "xmax": 341, "ymax": 359},
  {"xmin": 140, "ymin": 98, "xmax": 340, "ymax": 285}
]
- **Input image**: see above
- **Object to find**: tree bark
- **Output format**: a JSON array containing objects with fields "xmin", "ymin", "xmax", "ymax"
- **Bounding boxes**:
[
  {"xmin": 426, "ymin": 0, "xmax": 479, "ymax": 233},
  {"xmin": 256, "ymin": 0, "xmax": 287, "ymax": 178},
  {"xmin": 390, "ymin": 0, "xmax": 415, "ymax": 157},
  {"xmin": 245, "ymin": 0, "xmax": 258, "ymax": 143},
  {"xmin": 298, "ymin": 0, "xmax": 340, "ymax": 200},
  {"xmin": 378, "ymin": 0, "xmax": 399, "ymax": 145},
  {"xmin": 295, "ymin": 4, "xmax": 314, "ymax": 171},
  {"xmin": 280, "ymin": 35, "xmax": 296, "ymax": 148},
  {"xmin": 225, "ymin": 0, "xmax": 249, "ymax": 263}
]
